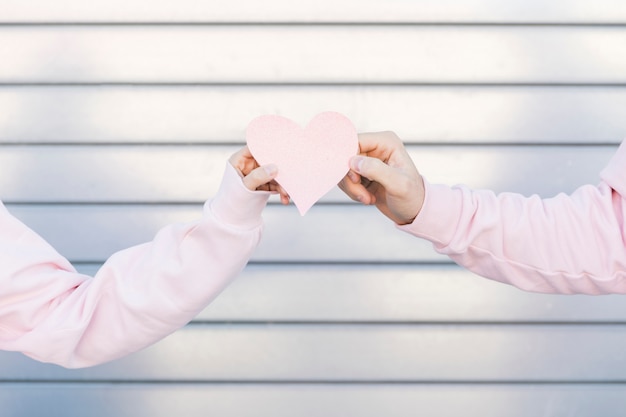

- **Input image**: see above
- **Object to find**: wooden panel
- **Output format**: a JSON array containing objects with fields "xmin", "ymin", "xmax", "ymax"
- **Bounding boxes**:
[
  {"xmin": 73, "ymin": 263, "xmax": 626, "ymax": 323},
  {"xmin": 0, "ymin": 146, "xmax": 233, "ymax": 203},
  {"xmin": 2, "ymin": 324, "xmax": 626, "ymax": 381},
  {"xmin": 6, "ymin": 204, "xmax": 438, "ymax": 263},
  {"xmin": 9, "ymin": 159, "xmax": 620, "ymax": 262},
  {"xmin": 2, "ymin": 0, "xmax": 626, "ymax": 23},
  {"xmin": 2, "ymin": 27, "xmax": 626, "ymax": 83},
  {"xmin": 2, "ymin": 383, "xmax": 626, "ymax": 417},
  {"xmin": 201, "ymin": 264, "xmax": 626, "ymax": 323},
  {"xmin": 2, "ymin": 3, "xmax": 623, "ymax": 417},
  {"xmin": 0, "ymin": 145, "xmax": 613, "ymax": 203},
  {"xmin": 1, "ymin": 86, "xmax": 625, "ymax": 144}
]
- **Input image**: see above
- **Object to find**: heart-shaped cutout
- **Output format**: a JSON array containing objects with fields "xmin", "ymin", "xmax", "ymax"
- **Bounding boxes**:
[{"xmin": 246, "ymin": 112, "xmax": 358, "ymax": 215}]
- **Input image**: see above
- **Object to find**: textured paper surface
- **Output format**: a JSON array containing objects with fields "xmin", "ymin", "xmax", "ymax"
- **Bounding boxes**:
[{"xmin": 246, "ymin": 112, "xmax": 358, "ymax": 215}]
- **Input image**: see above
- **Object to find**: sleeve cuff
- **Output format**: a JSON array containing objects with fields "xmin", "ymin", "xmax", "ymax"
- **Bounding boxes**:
[
  {"xmin": 601, "ymin": 139, "xmax": 626, "ymax": 197},
  {"xmin": 208, "ymin": 163, "xmax": 271, "ymax": 230},
  {"xmin": 396, "ymin": 178, "xmax": 464, "ymax": 247}
]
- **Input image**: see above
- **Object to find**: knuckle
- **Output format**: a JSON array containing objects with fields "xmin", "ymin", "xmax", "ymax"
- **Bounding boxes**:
[{"xmin": 382, "ymin": 130, "xmax": 401, "ymax": 143}]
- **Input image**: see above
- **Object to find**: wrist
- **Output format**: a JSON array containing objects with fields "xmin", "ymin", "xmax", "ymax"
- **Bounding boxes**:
[
  {"xmin": 394, "ymin": 175, "xmax": 425, "ymax": 225},
  {"xmin": 209, "ymin": 163, "xmax": 271, "ymax": 230}
]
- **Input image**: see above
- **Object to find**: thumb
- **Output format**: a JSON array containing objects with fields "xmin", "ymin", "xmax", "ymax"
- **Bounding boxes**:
[
  {"xmin": 350, "ymin": 155, "xmax": 396, "ymax": 190},
  {"xmin": 242, "ymin": 164, "xmax": 278, "ymax": 191}
]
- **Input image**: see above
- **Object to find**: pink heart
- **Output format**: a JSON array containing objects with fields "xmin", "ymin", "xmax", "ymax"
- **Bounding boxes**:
[{"xmin": 246, "ymin": 112, "xmax": 358, "ymax": 215}]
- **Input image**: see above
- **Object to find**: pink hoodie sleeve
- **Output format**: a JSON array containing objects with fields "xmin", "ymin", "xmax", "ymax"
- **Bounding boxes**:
[
  {"xmin": 0, "ymin": 162, "xmax": 269, "ymax": 368},
  {"xmin": 399, "ymin": 141, "xmax": 626, "ymax": 295}
]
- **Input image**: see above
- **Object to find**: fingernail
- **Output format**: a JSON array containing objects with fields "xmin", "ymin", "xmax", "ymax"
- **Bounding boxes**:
[
  {"xmin": 264, "ymin": 164, "xmax": 278, "ymax": 176},
  {"xmin": 350, "ymin": 156, "xmax": 364, "ymax": 173}
]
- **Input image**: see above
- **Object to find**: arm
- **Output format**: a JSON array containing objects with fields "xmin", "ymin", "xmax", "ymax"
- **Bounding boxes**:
[
  {"xmin": 0, "ymin": 148, "xmax": 280, "ymax": 368},
  {"xmin": 340, "ymin": 132, "xmax": 626, "ymax": 295}
]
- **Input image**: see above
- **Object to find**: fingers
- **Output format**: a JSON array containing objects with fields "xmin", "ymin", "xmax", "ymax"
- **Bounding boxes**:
[
  {"xmin": 277, "ymin": 185, "xmax": 290, "ymax": 205},
  {"xmin": 338, "ymin": 173, "xmax": 375, "ymax": 205},
  {"xmin": 242, "ymin": 164, "xmax": 278, "ymax": 191},
  {"xmin": 337, "ymin": 132, "xmax": 396, "ymax": 206},
  {"xmin": 240, "ymin": 163, "xmax": 291, "ymax": 205},
  {"xmin": 357, "ymin": 131, "xmax": 401, "ymax": 157},
  {"xmin": 229, "ymin": 146, "xmax": 291, "ymax": 204},
  {"xmin": 346, "ymin": 169, "xmax": 360, "ymax": 184},
  {"xmin": 229, "ymin": 146, "xmax": 253, "ymax": 169},
  {"xmin": 349, "ymin": 155, "xmax": 397, "ymax": 194}
]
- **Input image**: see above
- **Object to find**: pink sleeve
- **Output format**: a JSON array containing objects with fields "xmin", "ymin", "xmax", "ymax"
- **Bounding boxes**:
[
  {"xmin": 0, "ymin": 163, "xmax": 269, "ymax": 368},
  {"xmin": 398, "ymin": 141, "xmax": 626, "ymax": 295}
]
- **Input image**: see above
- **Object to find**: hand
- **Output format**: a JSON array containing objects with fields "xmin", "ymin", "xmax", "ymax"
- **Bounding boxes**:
[
  {"xmin": 229, "ymin": 146, "xmax": 290, "ymax": 204},
  {"xmin": 338, "ymin": 131, "xmax": 424, "ymax": 225}
]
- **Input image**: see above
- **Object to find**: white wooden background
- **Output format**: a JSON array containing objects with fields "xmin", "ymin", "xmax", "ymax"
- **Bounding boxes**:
[{"xmin": 1, "ymin": 1, "xmax": 626, "ymax": 416}]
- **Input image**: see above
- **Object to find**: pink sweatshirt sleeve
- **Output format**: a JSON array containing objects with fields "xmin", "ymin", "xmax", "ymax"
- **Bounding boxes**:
[
  {"xmin": 398, "ymin": 141, "xmax": 626, "ymax": 295},
  {"xmin": 0, "ymin": 162, "xmax": 269, "ymax": 368}
]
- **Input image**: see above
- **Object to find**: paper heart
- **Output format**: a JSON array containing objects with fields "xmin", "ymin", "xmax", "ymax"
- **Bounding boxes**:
[{"xmin": 246, "ymin": 112, "xmax": 358, "ymax": 215}]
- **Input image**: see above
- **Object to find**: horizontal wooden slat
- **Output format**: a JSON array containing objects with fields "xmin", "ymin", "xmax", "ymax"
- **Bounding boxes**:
[
  {"xmin": 73, "ymin": 263, "xmax": 626, "ymax": 323},
  {"xmin": 1, "ymin": 86, "xmax": 625, "ymax": 144},
  {"xmin": 2, "ymin": 383, "xmax": 626, "ymax": 417},
  {"xmin": 2, "ymin": 27, "xmax": 626, "ymax": 83},
  {"xmin": 2, "ymin": 0, "xmax": 626, "ymax": 23},
  {"xmin": 2, "ymin": 324, "xmax": 626, "ymax": 380},
  {"xmin": 0, "ymin": 145, "xmax": 613, "ymax": 203}
]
